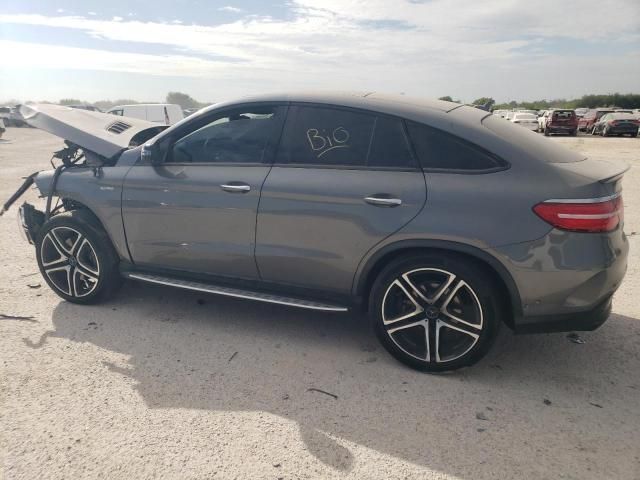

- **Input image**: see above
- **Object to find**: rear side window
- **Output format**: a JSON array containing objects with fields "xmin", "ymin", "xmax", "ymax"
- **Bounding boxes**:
[
  {"xmin": 406, "ymin": 121, "xmax": 505, "ymax": 171},
  {"xmin": 276, "ymin": 106, "xmax": 417, "ymax": 169}
]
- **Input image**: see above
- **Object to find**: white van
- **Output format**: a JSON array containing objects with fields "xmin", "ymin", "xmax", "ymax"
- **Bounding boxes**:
[{"xmin": 106, "ymin": 104, "xmax": 184, "ymax": 125}]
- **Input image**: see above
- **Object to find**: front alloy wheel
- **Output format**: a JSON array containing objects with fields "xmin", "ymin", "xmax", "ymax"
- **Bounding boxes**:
[
  {"xmin": 36, "ymin": 210, "xmax": 121, "ymax": 304},
  {"xmin": 371, "ymin": 255, "xmax": 502, "ymax": 372},
  {"xmin": 40, "ymin": 226, "xmax": 100, "ymax": 298}
]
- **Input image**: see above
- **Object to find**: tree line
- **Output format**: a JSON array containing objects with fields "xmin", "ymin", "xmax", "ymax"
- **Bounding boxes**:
[
  {"xmin": 437, "ymin": 93, "xmax": 640, "ymax": 111},
  {"xmin": 58, "ymin": 92, "xmax": 210, "ymax": 111}
]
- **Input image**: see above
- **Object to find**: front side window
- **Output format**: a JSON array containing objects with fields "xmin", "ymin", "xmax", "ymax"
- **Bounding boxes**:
[
  {"xmin": 276, "ymin": 105, "xmax": 416, "ymax": 169},
  {"xmin": 169, "ymin": 106, "xmax": 279, "ymax": 164},
  {"xmin": 407, "ymin": 121, "xmax": 505, "ymax": 172}
]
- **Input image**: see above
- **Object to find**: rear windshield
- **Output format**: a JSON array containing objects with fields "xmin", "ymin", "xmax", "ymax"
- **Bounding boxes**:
[
  {"xmin": 610, "ymin": 113, "xmax": 637, "ymax": 120},
  {"xmin": 552, "ymin": 110, "xmax": 575, "ymax": 118},
  {"xmin": 483, "ymin": 115, "xmax": 585, "ymax": 163}
]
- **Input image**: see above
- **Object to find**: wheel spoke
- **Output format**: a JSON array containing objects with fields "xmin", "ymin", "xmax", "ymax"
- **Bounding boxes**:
[
  {"xmin": 44, "ymin": 265, "xmax": 72, "ymax": 296},
  {"xmin": 382, "ymin": 279, "xmax": 424, "ymax": 325},
  {"xmin": 76, "ymin": 239, "xmax": 99, "ymax": 275},
  {"xmin": 387, "ymin": 319, "xmax": 430, "ymax": 362},
  {"xmin": 51, "ymin": 228, "xmax": 80, "ymax": 255},
  {"xmin": 73, "ymin": 267, "xmax": 98, "ymax": 297},
  {"xmin": 75, "ymin": 262, "xmax": 99, "ymax": 281},
  {"xmin": 435, "ymin": 318, "xmax": 479, "ymax": 363},
  {"xmin": 440, "ymin": 279, "xmax": 483, "ymax": 330},
  {"xmin": 402, "ymin": 269, "xmax": 456, "ymax": 306},
  {"xmin": 41, "ymin": 233, "xmax": 68, "ymax": 267}
]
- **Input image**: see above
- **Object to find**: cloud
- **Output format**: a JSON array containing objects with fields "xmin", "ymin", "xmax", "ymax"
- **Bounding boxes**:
[
  {"xmin": 218, "ymin": 6, "xmax": 244, "ymax": 13},
  {"xmin": 0, "ymin": 0, "xmax": 639, "ymax": 101}
]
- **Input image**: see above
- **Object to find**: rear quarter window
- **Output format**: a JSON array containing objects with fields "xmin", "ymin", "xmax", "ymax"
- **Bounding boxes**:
[{"xmin": 407, "ymin": 121, "xmax": 506, "ymax": 172}]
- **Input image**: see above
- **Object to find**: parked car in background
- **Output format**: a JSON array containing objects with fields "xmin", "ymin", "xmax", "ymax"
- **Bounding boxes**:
[
  {"xmin": 0, "ymin": 106, "xmax": 11, "ymax": 125},
  {"xmin": 517, "ymin": 109, "xmax": 538, "ymax": 116},
  {"xmin": 68, "ymin": 105, "xmax": 102, "ymax": 112},
  {"xmin": 541, "ymin": 109, "xmax": 577, "ymax": 136},
  {"xmin": 537, "ymin": 110, "xmax": 550, "ymax": 132},
  {"xmin": 575, "ymin": 108, "xmax": 589, "ymax": 118},
  {"xmin": 511, "ymin": 112, "xmax": 538, "ymax": 131},
  {"xmin": 10, "ymin": 94, "xmax": 629, "ymax": 372},
  {"xmin": 592, "ymin": 112, "xmax": 640, "ymax": 137},
  {"xmin": 107, "ymin": 104, "xmax": 184, "ymax": 125},
  {"xmin": 0, "ymin": 118, "xmax": 5, "ymax": 138},
  {"xmin": 578, "ymin": 108, "xmax": 615, "ymax": 133}
]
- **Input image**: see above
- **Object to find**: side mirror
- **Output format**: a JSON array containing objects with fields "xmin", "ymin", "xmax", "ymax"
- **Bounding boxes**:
[{"xmin": 141, "ymin": 142, "xmax": 162, "ymax": 165}]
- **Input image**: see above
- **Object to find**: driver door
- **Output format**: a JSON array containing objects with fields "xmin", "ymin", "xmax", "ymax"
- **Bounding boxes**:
[{"xmin": 122, "ymin": 104, "xmax": 286, "ymax": 280}]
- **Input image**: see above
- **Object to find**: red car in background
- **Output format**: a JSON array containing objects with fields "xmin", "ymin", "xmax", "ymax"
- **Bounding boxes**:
[
  {"xmin": 543, "ymin": 109, "xmax": 578, "ymax": 136},
  {"xmin": 578, "ymin": 109, "xmax": 615, "ymax": 133}
]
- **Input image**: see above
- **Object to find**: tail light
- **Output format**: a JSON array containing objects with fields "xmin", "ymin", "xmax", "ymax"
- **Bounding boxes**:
[{"xmin": 533, "ymin": 193, "xmax": 623, "ymax": 233}]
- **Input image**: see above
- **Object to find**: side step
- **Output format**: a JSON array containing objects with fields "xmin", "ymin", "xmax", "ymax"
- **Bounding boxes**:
[{"xmin": 125, "ymin": 273, "xmax": 349, "ymax": 312}]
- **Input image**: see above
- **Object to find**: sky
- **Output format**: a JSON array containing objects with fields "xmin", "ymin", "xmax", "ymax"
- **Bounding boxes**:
[{"xmin": 0, "ymin": 0, "xmax": 638, "ymax": 103}]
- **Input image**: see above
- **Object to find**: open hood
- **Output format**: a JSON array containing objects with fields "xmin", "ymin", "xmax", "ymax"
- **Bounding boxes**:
[{"xmin": 19, "ymin": 103, "xmax": 167, "ymax": 159}]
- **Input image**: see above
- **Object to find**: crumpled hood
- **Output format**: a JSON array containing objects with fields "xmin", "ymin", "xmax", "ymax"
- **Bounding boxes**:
[{"xmin": 19, "ymin": 103, "xmax": 167, "ymax": 159}]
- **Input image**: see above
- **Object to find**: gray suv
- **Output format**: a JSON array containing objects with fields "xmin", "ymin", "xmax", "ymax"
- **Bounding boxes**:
[{"xmin": 10, "ymin": 93, "xmax": 628, "ymax": 372}]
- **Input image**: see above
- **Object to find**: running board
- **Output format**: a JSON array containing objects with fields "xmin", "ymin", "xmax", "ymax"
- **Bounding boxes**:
[{"xmin": 125, "ymin": 273, "xmax": 349, "ymax": 312}]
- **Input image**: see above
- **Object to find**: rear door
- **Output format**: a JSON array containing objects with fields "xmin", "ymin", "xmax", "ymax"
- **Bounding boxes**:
[
  {"xmin": 122, "ymin": 104, "xmax": 286, "ymax": 280},
  {"xmin": 255, "ymin": 105, "xmax": 427, "ymax": 294}
]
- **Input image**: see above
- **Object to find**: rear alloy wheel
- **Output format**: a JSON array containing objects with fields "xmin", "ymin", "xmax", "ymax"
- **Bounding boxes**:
[
  {"xmin": 371, "ymin": 255, "xmax": 502, "ymax": 372},
  {"xmin": 36, "ymin": 210, "xmax": 121, "ymax": 304}
]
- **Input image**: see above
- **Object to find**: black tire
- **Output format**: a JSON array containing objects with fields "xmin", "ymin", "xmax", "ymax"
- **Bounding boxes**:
[
  {"xmin": 601, "ymin": 127, "xmax": 608, "ymax": 137},
  {"xmin": 570, "ymin": 129, "xmax": 577, "ymax": 136},
  {"xmin": 35, "ymin": 210, "xmax": 122, "ymax": 304},
  {"xmin": 544, "ymin": 127, "xmax": 550, "ymax": 136},
  {"xmin": 369, "ymin": 253, "xmax": 503, "ymax": 372}
]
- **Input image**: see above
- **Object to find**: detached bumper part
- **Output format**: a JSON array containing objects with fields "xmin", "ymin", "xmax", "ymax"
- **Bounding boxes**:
[{"xmin": 18, "ymin": 203, "xmax": 45, "ymax": 244}]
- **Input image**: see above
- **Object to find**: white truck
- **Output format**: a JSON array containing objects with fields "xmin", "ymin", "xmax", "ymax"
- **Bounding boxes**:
[{"xmin": 107, "ymin": 104, "xmax": 184, "ymax": 125}]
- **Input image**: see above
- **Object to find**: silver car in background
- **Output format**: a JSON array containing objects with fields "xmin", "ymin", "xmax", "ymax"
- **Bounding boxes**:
[{"xmin": 8, "ymin": 93, "xmax": 628, "ymax": 372}]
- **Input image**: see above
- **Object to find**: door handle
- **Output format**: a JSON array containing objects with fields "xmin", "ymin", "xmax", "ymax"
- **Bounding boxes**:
[
  {"xmin": 364, "ymin": 195, "xmax": 402, "ymax": 207},
  {"xmin": 220, "ymin": 183, "xmax": 251, "ymax": 193}
]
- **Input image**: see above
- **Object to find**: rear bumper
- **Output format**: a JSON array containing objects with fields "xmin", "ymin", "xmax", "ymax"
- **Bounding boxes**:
[
  {"xmin": 608, "ymin": 126, "xmax": 639, "ymax": 135},
  {"xmin": 547, "ymin": 125, "xmax": 577, "ymax": 133},
  {"xmin": 513, "ymin": 294, "xmax": 612, "ymax": 334},
  {"xmin": 492, "ymin": 227, "xmax": 628, "ymax": 334}
]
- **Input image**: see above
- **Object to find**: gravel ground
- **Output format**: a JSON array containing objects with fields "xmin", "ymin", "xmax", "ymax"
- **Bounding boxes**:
[{"xmin": 1, "ymin": 128, "xmax": 639, "ymax": 480}]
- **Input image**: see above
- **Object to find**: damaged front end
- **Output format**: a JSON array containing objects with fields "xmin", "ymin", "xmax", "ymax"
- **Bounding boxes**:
[
  {"xmin": 5, "ymin": 141, "xmax": 101, "ymax": 243},
  {"xmin": 2, "ymin": 102, "xmax": 167, "ymax": 244}
]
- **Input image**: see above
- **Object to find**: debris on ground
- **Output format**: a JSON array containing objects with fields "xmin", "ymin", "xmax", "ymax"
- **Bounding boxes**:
[
  {"xmin": 228, "ymin": 351, "xmax": 238, "ymax": 362},
  {"xmin": 543, "ymin": 399, "xmax": 552, "ymax": 406},
  {"xmin": 476, "ymin": 411, "xmax": 489, "ymax": 421},
  {"xmin": 27, "ymin": 283, "xmax": 41, "ymax": 289},
  {"xmin": 0, "ymin": 313, "xmax": 37, "ymax": 322},
  {"xmin": 307, "ymin": 388, "xmax": 338, "ymax": 400},
  {"xmin": 589, "ymin": 402, "xmax": 603, "ymax": 408},
  {"xmin": 567, "ymin": 332, "xmax": 586, "ymax": 344}
]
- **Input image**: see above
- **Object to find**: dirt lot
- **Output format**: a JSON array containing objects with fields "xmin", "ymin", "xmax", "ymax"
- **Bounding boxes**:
[{"xmin": 1, "ymin": 128, "xmax": 639, "ymax": 480}]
